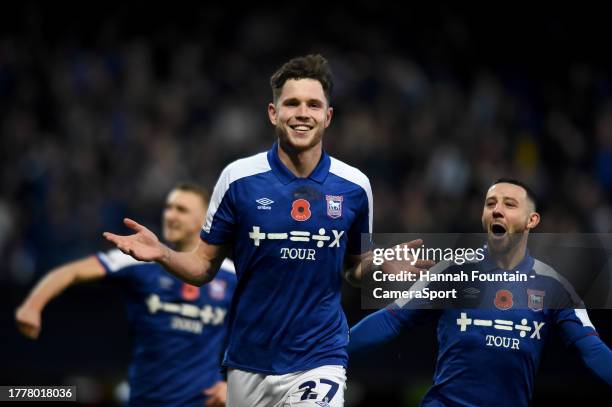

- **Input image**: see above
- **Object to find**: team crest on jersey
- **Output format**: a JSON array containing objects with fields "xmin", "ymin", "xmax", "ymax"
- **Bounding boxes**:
[
  {"xmin": 181, "ymin": 283, "xmax": 200, "ymax": 301},
  {"xmin": 208, "ymin": 280, "xmax": 227, "ymax": 300},
  {"xmin": 291, "ymin": 199, "xmax": 311, "ymax": 221},
  {"xmin": 326, "ymin": 195, "xmax": 343, "ymax": 219},
  {"xmin": 527, "ymin": 289, "xmax": 545, "ymax": 311},
  {"xmin": 494, "ymin": 289, "xmax": 513, "ymax": 310}
]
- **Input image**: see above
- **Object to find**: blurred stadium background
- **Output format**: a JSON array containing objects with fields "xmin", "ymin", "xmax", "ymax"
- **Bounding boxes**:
[{"xmin": 1, "ymin": 3, "xmax": 610, "ymax": 405}]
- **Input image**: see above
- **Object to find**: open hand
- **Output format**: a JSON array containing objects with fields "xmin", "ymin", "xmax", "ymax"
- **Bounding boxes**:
[
  {"xmin": 103, "ymin": 218, "xmax": 165, "ymax": 262},
  {"xmin": 381, "ymin": 239, "xmax": 436, "ymax": 277}
]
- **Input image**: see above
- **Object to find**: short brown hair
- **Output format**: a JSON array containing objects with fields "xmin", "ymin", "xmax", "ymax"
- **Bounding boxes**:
[
  {"xmin": 173, "ymin": 182, "xmax": 210, "ymax": 206},
  {"xmin": 270, "ymin": 54, "xmax": 334, "ymax": 104},
  {"xmin": 491, "ymin": 178, "xmax": 538, "ymax": 211}
]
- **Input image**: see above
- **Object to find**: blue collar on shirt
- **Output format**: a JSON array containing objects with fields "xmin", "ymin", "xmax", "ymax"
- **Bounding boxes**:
[
  {"xmin": 267, "ymin": 142, "xmax": 331, "ymax": 185},
  {"xmin": 480, "ymin": 247, "xmax": 535, "ymax": 273}
]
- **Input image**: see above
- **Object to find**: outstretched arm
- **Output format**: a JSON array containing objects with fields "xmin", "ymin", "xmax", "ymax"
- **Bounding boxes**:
[
  {"xmin": 349, "ymin": 302, "xmax": 440, "ymax": 355},
  {"xmin": 15, "ymin": 256, "xmax": 105, "ymax": 339},
  {"xmin": 348, "ymin": 308, "xmax": 405, "ymax": 354},
  {"xmin": 574, "ymin": 335, "xmax": 612, "ymax": 386},
  {"xmin": 103, "ymin": 218, "xmax": 228, "ymax": 286},
  {"xmin": 556, "ymin": 308, "xmax": 612, "ymax": 386}
]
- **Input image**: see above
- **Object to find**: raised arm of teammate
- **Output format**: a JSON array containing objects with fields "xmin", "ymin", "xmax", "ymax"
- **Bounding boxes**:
[{"xmin": 15, "ymin": 256, "xmax": 105, "ymax": 339}]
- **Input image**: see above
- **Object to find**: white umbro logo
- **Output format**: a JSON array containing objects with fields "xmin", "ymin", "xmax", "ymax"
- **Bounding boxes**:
[
  {"xmin": 256, "ymin": 198, "xmax": 274, "ymax": 210},
  {"xmin": 158, "ymin": 276, "xmax": 174, "ymax": 290},
  {"xmin": 462, "ymin": 287, "xmax": 480, "ymax": 299}
]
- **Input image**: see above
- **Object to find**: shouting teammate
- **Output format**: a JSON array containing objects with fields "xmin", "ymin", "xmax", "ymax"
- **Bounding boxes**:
[{"xmin": 349, "ymin": 179, "xmax": 612, "ymax": 406}]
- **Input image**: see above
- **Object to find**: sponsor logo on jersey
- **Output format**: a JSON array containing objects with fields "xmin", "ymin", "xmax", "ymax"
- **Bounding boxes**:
[
  {"xmin": 248, "ymin": 226, "xmax": 344, "ymax": 248},
  {"xmin": 456, "ymin": 312, "xmax": 545, "ymax": 339},
  {"xmin": 146, "ymin": 294, "xmax": 227, "ymax": 325},
  {"xmin": 494, "ymin": 289, "xmax": 513, "ymax": 310},
  {"xmin": 326, "ymin": 195, "xmax": 343, "ymax": 219},
  {"xmin": 456, "ymin": 311, "xmax": 546, "ymax": 350},
  {"xmin": 291, "ymin": 199, "xmax": 311, "ymax": 221},
  {"xmin": 527, "ymin": 289, "xmax": 545, "ymax": 311},
  {"xmin": 256, "ymin": 197, "xmax": 274, "ymax": 210}
]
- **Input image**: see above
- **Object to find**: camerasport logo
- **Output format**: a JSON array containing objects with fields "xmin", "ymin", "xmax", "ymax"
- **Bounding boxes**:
[{"xmin": 291, "ymin": 199, "xmax": 311, "ymax": 221}]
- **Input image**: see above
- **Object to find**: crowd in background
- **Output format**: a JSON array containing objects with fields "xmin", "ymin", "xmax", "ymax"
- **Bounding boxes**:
[{"xmin": 1, "ymin": 5, "xmax": 610, "ymax": 283}]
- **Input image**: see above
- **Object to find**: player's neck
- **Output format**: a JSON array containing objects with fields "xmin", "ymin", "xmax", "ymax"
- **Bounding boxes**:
[
  {"xmin": 277, "ymin": 142, "xmax": 322, "ymax": 178},
  {"xmin": 493, "ymin": 244, "xmax": 527, "ymax": 270}
]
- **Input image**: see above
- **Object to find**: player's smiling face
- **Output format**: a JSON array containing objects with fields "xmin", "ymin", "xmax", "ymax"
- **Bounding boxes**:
[
  {"xmin": 162, "ymin": 190, "xmax": 207, "ymax": 246},
  {"xmin": 481, "ymin": 183, "xmax": 539, "ymax": 253},
  {"xmin": 268, "ymin": 78, "xmax": 333, "ymax": 153}
]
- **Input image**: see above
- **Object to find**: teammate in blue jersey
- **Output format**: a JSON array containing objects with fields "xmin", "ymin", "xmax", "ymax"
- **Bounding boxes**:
[
  {"xmin": 16, "ymin": 183, "xmax": 236, "ymax": 407},
  {"xmin": 349, "ymin": 179, "xmax": 612, "ymax": 406},
  {"xmin": 102, "ymin": 54, "xmax": 426, "ymax": 407}
]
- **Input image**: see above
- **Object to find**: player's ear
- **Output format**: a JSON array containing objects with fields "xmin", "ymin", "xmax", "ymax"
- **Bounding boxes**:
[
  {"xmin": 527, "ymin": 212, "xmax": 540, "ymax": 230},
  {"xmin": 268, "ymin": 102, "xmax": 278, "ymax": 125},
  {"xmin": 325, "ymin": 106, "xmax": 333, "ymax": 128}
]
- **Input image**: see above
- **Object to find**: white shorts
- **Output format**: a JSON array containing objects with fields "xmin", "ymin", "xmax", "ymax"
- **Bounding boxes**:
[{"xmin": 227, "ymin": 365, "xmax": 346, "ymax": 407}]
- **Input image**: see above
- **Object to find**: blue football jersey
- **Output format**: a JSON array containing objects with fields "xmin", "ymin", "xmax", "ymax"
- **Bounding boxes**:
[
  {"xmin": 96, "ymin": 249, "xmax": 236, "ymax": 407},
  {"xmin": 200, "ymin": 143, "xmax": 373, "ymax": 374},
  {"xmin": 388, "ymin": 253, "xmax": 598, "ymax": 407}
]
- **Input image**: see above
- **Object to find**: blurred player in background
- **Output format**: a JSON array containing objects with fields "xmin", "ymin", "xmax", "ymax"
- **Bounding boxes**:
[
  {"xmin": 103, "ymin": 54, "xmax": 415, "ymax": 407},
  {"xmin": 16, "ymin": 182, "xmax": 235, "ymax": 407},
  {"xmin": 349, "ymin": 179, "xmax": 612, "ymax": 406}
]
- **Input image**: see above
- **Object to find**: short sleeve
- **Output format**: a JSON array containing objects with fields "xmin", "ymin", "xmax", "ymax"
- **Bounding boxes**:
[
  {"xmin": 554, "ymin": 308, "xmax": 599, "ymax": 347},
  {"xmin": 96, "ymin": 248, "xmax": 144, "ymax": 280},
  {"xmin": 346, "ymin": 178, "xmax": 373, "ymax": 255},
  {"xmin": 201, "ymin": 165, "xmax": 237, "ymax": 245}
]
